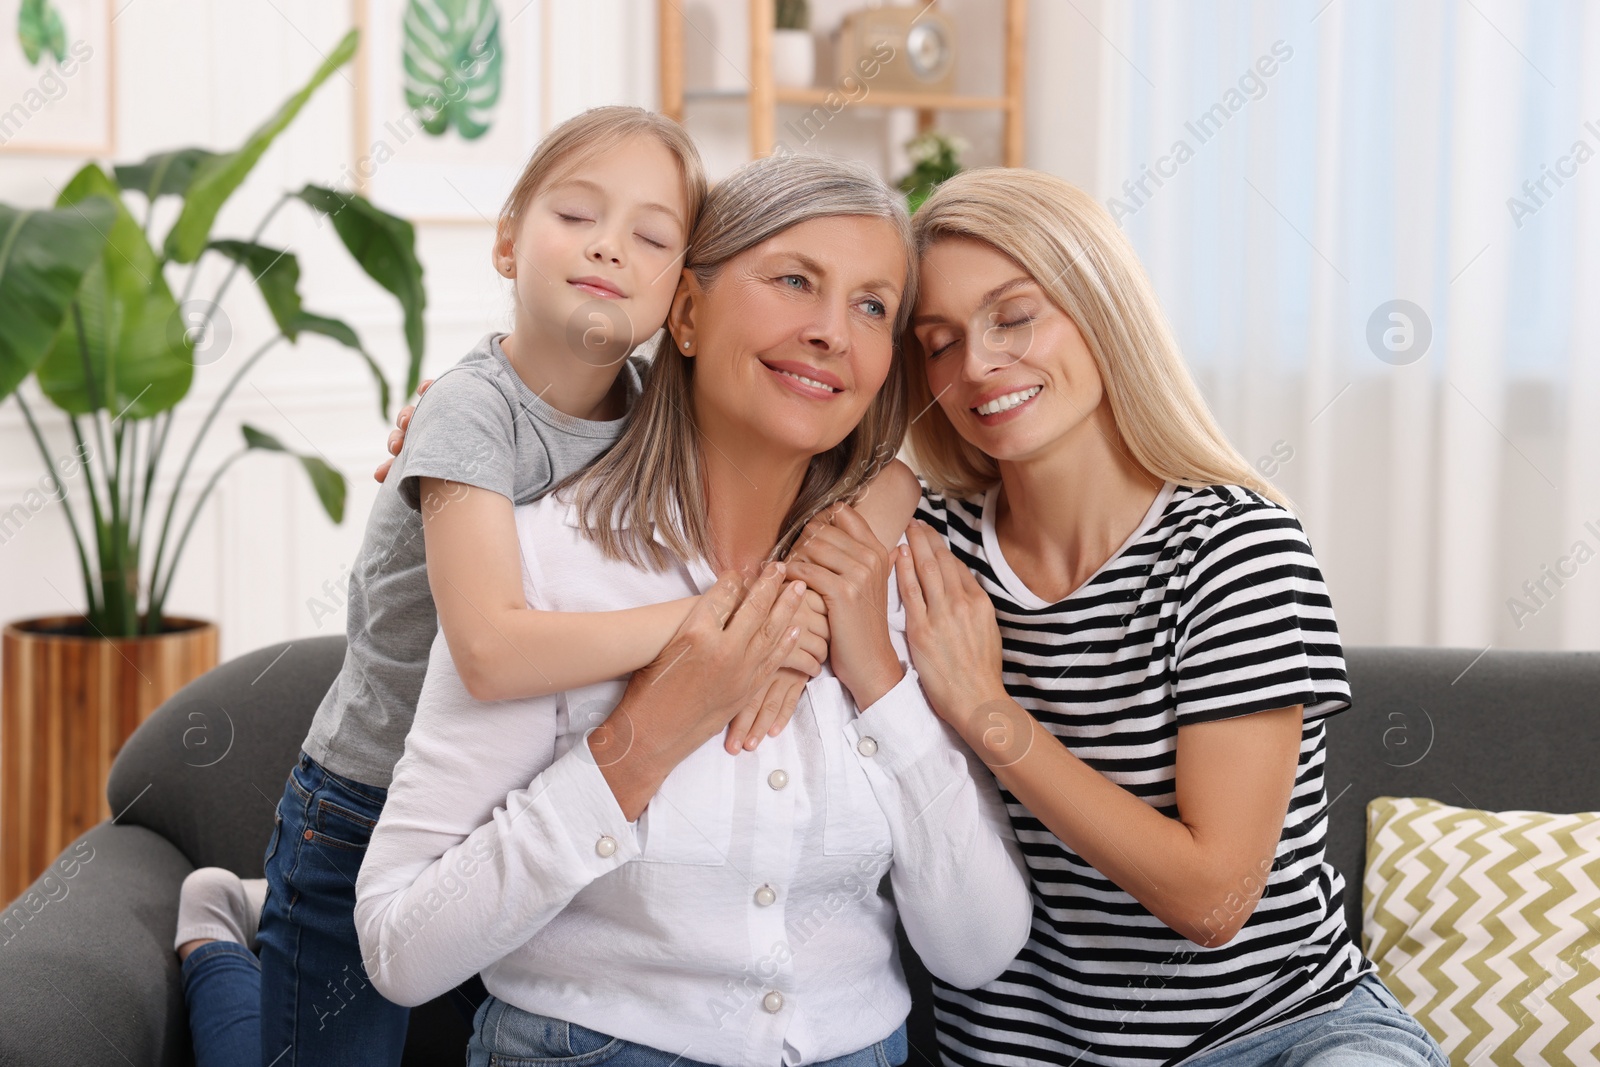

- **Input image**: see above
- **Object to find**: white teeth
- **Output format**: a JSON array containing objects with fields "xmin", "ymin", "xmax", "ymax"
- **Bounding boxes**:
[
  {"xmin": 976, "ymin": 385, "xmax": 1041, "ymax": 416},
  {"xmin": 775, "ymin": 369, "xmax": 839, "ymax": 392}
]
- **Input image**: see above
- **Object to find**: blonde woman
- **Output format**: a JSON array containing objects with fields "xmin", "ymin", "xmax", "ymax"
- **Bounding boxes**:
[
  {"xmin": 355, "ymin": 155, "xmax": 1032, "ymax": 1067},
  {"xmin": 891, "ymin": 170, "xmax": 1448, "ymax": 1067}
]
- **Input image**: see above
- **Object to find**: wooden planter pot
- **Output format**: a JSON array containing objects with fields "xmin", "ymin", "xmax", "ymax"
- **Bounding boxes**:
[{"xmin": 1, "ymin": 616, "xmax": 218, "ymax": 905}]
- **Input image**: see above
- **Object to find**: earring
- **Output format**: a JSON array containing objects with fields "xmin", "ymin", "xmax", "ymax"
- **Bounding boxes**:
[{"xmin": 682, "ymin": 341, "xmax": 690, "ymax": 350}]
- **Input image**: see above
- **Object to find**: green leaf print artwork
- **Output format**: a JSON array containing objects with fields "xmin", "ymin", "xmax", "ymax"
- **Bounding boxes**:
[
  {"xmin": 401, "ymin": 0, "xmax": 503, "ymax": 141},
  {"xmin": 17, "ymin": 0, "xmax": 67, "ymax": 66}
]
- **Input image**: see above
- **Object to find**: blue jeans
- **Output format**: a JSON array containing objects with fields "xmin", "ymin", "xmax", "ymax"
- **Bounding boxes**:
[
  {"xmin": 182, "ymin": 941, "xmax": 262, "ymax": 1067},
  {"xmin": 254, "ymin": 750, "xmax": 411, "ymax": 1066},
  {"xmin": 1182, "ymin": 972, "xmax": 1448, "ymax": 1067},
  {"xmin": 181, "ymin": 752, "xmax": 489, "ymax": 1066},
  {"xmin": 466, "ymin": 996, "xmax": 910, "ymax": 1067}
]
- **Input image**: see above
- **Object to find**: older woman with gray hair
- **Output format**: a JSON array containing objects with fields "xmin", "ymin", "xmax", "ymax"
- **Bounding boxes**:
[{"xmin": 354, "ymin": 153, "xmax": 1032, "ymax": 1067}]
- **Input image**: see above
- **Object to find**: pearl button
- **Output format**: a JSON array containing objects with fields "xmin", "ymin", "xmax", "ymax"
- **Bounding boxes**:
[
  {"xmin": 762, "ymin": 991, "xmax": 784, "ymax": 1014},
  {"xmin": 754, "ymin": 884, "xmax": 777, "ymax": 907},
  {"xmin": 856, "ymin": 736, "xmax": 878, "ymax": 757},
  {"xmin": 767, "ymin": 769, "xmax": 789, "ymax": 790},
  {"xmin": 595, "ymin": 835, "xmax": 617, "ymax": 857}
]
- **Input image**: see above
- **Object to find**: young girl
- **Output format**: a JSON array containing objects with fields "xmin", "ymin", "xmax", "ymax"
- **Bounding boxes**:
[{"xmin": 171, "ymin": 107, "xmax": 920, "ymax": 1067}]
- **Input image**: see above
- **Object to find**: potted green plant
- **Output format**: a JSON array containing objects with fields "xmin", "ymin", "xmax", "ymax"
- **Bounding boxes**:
[
  {"xmin": 772, "ymin": 0, "xmax": 814, "ymax": 90},
  {"xmin": 0, "ymin": 28, "xmax": 425, "ymax": 902},
  {"xmin": 897, "ymin": 129, "xmax": 968, "ymax": 212}
]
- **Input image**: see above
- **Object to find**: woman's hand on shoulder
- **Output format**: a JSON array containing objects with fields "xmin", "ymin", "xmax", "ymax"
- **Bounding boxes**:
[
  {"xmin": 852, "ymin": 458, "xmax": 921, "ymax": 552},
  {"xmin": 720, "ymin": 458, "xmax": 919, "ymax": 746},
  {"xmin": 373, "ymin": 378, "xmax": 433, "ymax": 483},
  {"xmin": 785, "ymin": 503, "xmax": 903, "ymax": 711},
  {"xmin": 893, "ymin": 519, "xmax": 1009, "ymax": 734}
]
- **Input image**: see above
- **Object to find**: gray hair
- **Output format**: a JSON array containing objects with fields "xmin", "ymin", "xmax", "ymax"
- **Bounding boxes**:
[{"xmin": 686, "ymin": 151, "xmax": 918, "ymax": 335}]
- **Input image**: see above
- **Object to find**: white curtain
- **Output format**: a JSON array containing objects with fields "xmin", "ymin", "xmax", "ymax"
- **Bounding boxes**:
[{"xmin": 1095, "ymin": 0, "xmax": 1600, "ymax": 651}]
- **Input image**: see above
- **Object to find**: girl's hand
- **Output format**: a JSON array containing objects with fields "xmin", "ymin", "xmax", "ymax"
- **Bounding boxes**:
[
  {"xmin": 785, "ymin": 503, "xmax": 903, "ymax": 711},
  {"xmin": 782, "ymin": 586, "xmax": 829, "ymax": 679},
  {"xmin": 724, "ymin": 588, "xmax": 827, "ymax": 753},
  {"xmin": 723, "ymin": 667, "xmax": 809, "ymax": 754},
  {"xmin": 374, "ymin": 378, "xmax": 433, "ymax": 483},
  {"xmin": 635, "ymin": 564, "xmax": 805, "ymax": 751},
  {"xmin": 894, "ymin": 519, "xmax": 1010, "ymax": 731},
  {"xmin": 594, "ymin": 565, "xmax": 807, "ymax": 819}
]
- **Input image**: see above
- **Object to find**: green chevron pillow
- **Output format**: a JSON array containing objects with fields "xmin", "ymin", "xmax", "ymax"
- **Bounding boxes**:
[{"xmin": 1363, "ymin": 796, "xmax": 1600, "ymax": 1066}]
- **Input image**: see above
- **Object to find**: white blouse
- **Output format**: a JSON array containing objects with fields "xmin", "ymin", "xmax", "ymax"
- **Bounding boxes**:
[{"xmin": 354, "ymin": 492, "xmax": 1033, "ymax": 1067}]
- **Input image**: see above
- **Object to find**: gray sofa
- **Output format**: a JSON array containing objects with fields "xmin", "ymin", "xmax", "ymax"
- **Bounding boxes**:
[
  {"xmin": 1, "ymin": 637, "xmax": 1594, "ymax": 1067},
  {"xmin": 0, "ymin": 637, "xmax": 474, "ymax": 1067}
]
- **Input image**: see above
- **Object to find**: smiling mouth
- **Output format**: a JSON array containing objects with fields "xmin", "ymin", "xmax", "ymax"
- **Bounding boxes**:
[
  {"xmin": 760, "ymin": 359, "xmax": 844, "ymax": 395},
  {"xmin": 773, "ymin": 368, "xmax": 840, "ymax": 392},
  {"xmin": 974, "ymin": 385, "xmax": 1041, "ymax": 416},
  {"xmin": 570, "ymin": 278, "xmax": 625, "ymax": 299}
]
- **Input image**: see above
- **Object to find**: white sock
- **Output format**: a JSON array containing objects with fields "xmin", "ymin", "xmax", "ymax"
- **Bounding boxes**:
[{"xmin": 175, "ymin": 868, "xmax": 270, "ymax": 953}]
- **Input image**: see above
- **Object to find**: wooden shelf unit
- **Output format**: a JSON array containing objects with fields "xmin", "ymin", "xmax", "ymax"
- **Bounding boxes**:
[{"xmin": 659, "ymin": 0, "xmax": 1027, "ymax": 166}]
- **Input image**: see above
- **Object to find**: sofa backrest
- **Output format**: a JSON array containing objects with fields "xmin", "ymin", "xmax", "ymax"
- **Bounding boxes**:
[
  {"xmin": 105, "ymin": 636, "xmax": 1600, "ymax": 1054},
  {"xmin": 1327, "ymin": 647, "xmax": 1600, "ymax": 947},
  {"xmin": 106, "ymin": 636, "xmax": 347, "ymax": 877}
]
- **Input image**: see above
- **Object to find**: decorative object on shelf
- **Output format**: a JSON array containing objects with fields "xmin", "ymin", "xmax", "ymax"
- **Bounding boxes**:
[
  {"xmin": 0, "ymin": 26, "xmax": 426, "ymax": 904},
  {"xmin": 660, "ymin": 0, "xmax": 1024, "ymax": 167},
  {"xmin": 771, "ymin": 0, "xmax": 814, "ymax": 90},
  {"xmin": 835, "ymin": 4, "xmax": 955, "ymax": 95},
  {"xmin": 897, "ymin": 130, "xmax": 966, "ymax": 212}
]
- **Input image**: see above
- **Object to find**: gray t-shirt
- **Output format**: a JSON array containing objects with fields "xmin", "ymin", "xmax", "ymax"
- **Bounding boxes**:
[{"xmin": 301, "ymin": 331, "xmax": 644, "ymax": 788}]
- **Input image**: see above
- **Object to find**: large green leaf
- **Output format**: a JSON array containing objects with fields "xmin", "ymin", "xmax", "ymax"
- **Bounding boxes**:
[
  {"xmin": 293, "ymin": 311, "xmax": 390, "ymax": 420},
  {"xmin": 242, "ymin": 424, "xmax": 346, "ymax": 522},
  {"xmin": 18, "ymin": 0, "xmax": 67, "ymax": 66},
  {"xmin": 163, "ymin": 29, "xmax": 359, "ymax": 263},
  {"xmin": 36, "ymin": 164, "xmax": 193, "ymax": 417},
  {"xmin": 402, "ymin": 0, "xmax": 503, "ymax": 140},
  {"xmin": 0, "ymin": 197, "xmax": 114, "ymax": 401},
  {"xmin": 207, "ymin": 239, "xmax": 301, "ymax": 337},
  {"xmin": 114, "ymin": 148, "xmax": 223, "ymax": 202},
  {"xmin": 198, "ymin": 243, "xmax": 392, "ymax": 420},
  {"xmin": 292, "ymin": 185, "xmax": 426, "ymax": 396}
]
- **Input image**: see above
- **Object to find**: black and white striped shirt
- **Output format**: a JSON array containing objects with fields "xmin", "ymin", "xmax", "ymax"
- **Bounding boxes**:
[{"xmin": 916, "ymin": 481, "xmax": 1373, "ymax": 1067}]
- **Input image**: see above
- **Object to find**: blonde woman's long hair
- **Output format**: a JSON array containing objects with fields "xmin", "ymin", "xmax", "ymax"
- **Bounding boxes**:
[
  {"xmin": 905, "ymin": 168, "xmax": 1291, "ymax": 510},
  {"xmin": 566, "ymin": 152, "xmax": 915, "ymax": 570}
]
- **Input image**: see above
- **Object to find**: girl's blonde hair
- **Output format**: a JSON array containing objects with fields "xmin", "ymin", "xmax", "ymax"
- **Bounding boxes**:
[
  {"xmin": 903, "ymin": 167, "xmax": 1291, "ymax": 509},
  {"xmin": 567, "ymin": 152, "xmax": 915, "ymax": 570},
  {"xmin": 497, "ymin": 106, "xmax": 708, "ymax": 248}
]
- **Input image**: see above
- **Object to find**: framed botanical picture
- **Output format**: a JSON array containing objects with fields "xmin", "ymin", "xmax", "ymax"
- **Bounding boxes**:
[
  {"xmin": 352, "ymin": 0, "xmax": 547, "ymax": 225},
  {"xmin": 0, "ymin": 0, "xmax": 114, "ymax": 154}
]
